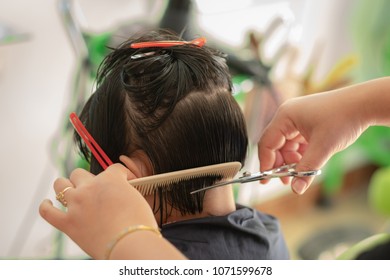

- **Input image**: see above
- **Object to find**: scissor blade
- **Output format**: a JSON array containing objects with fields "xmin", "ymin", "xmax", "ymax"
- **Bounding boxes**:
[{"xmin": 190, "ymin": 178, "xmax": 242, "ymax": 194}]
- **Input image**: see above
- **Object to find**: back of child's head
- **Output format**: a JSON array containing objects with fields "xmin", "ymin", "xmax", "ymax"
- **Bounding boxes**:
[{"xmin": 75, "ymin": 28, "xmax": 248, "ymax": 217}]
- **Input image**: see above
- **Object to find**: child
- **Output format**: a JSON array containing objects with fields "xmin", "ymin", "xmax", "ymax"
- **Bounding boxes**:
[{"xmin": 74, "ymin": 28, "xmax": 289, "ymax": 259}]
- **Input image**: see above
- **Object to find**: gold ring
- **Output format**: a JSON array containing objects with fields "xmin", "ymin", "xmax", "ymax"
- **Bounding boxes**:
[{"xmin": 56, "ymin": 186, "xmax": 72, "ymax": 207}]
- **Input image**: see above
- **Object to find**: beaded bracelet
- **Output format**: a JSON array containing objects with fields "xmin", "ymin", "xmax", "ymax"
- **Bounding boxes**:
[{"xmin": 105, "ymin": 225, "xmax": 162, "ymax": 259}]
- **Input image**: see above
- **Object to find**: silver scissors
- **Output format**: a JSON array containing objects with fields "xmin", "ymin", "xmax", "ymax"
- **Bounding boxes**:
[{"xmin": 190, "ymin": 163, "xmax": 321, "ymax": 194}]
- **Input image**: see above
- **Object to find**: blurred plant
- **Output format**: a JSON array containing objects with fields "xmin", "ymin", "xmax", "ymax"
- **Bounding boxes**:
[
  {"xmin": 320, "ymin": 0, "xmax": 390, "ymax": 201},
  {"xmin": 349, "ymin": 0, "xmax": 390, "ymax": 173}
]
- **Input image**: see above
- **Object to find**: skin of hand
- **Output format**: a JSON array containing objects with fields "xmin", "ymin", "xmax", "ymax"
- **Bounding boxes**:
[
  {"xmin": 39, "ymin": 163, "xmax": 185, "ymax": 259},
  {"xmin": 258, "ymin": 84, "xmax": 373, "ymax": 195}
]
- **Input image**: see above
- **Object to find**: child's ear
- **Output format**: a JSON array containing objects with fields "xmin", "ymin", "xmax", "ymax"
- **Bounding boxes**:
[
  {"xmin": 119, "ymin": 155, "xmax": 143, "ymax": 179},
  {"xmin": 119, "ymin": 152, "xmax": 153, "ymax": 179}
]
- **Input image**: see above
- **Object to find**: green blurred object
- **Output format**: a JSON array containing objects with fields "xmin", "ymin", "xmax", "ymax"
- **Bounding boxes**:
[
  {"xmin": 232, "ymin": 74, "xmax": 252, "ymax": 107},
  {"xmin": 336, "ymin": 233, "xmax": 390, "ymax": 259},
  {"xmin": 84, "ymin": 32, "xmax": 112, "ymax": 78},
  {"xmin": 76, "ymin": 156, "xmax": 90, "ymax": 171},
  {"xmin": 355, "ymin": 126, "xmax": 390, "ymax": 167},
  {"xmin": 368, "ymin": 166, "xmax": 390, "ymax": 216}
]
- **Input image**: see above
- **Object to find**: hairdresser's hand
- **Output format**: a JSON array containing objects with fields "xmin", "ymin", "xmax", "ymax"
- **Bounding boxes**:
[
  {"xmin": 39, "ymin": 164, "xmax": 158, "ymax": 259},
  {"xmin": 258, "ymin": 89, "xmax": 369, "ymax": 194}
]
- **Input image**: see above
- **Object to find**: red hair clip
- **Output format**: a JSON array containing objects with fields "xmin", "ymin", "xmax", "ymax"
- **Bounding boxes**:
[
  {"xmin": 130, "ymin": 37, "xmax": 206, "ymax": 49},
  {"xmin": 69, "ymin": 112, "xmax": 113, "ymax": 170}
]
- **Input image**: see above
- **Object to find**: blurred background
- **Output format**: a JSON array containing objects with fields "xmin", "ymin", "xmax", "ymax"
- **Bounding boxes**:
[{"xmin": 1, "ymin": 0, "xmax": 390, "ymax": 259}]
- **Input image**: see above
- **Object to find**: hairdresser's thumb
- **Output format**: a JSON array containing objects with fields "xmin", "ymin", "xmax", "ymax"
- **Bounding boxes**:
[{"xmin": 291, "ymin": 176, "xmax": 311, "ymax": 195}]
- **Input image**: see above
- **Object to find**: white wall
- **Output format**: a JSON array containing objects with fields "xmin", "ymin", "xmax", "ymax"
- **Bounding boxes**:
[
  {"xmin": 0, "ymin": 0, "xmax": 75, "ymax": 259},
  {"xmin": 0, "ymin": 0, "xmax": 355, "ymax": 259}
]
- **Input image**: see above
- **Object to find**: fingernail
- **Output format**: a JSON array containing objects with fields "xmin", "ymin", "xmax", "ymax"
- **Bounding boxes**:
[{"xmin": 293, "ymin": 178, "xmax": 307, "ymax": 195}]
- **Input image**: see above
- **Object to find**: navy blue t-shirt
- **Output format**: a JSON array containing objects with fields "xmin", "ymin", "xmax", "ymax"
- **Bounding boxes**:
[{"xmin": 161, "ymin": 204, "xmax": 290, "ymax": 259}]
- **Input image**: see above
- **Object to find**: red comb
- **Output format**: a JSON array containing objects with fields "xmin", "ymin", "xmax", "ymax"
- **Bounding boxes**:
[
  {"xmin": 69, "ymin": 112, "xmax": 113, "ymax": 170},
  {"xmin": 130, "ymin": 37, "xmax": 206, "ymax": 49}
]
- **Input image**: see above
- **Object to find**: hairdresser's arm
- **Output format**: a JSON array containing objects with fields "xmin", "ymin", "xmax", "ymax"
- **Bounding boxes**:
[
  {"xmin": 39, "ymin": 164, "xmax": 186, "ymax": 260},
  {"xmin": 258, "ymin": 76, "xmax": 390, "ymax": 194}
]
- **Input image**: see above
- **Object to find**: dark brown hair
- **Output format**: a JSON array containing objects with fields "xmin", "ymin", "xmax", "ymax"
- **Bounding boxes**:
[{"xmin": 75, "ymin": 29, "xmax": 248, "ymax": 219}]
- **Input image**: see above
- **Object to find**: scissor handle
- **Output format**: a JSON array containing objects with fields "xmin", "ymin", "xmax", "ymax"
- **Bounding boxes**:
[
  {"xmin": 240, "ymin": 163, "xmax": 321, "ymax": 182},
  {"xmin": 284, "ymin": 163, "xmax": 322, "ymax": 177},
  {"xmin": 291, "ymin": 170, "xmax": 322, "ymax": 177}
]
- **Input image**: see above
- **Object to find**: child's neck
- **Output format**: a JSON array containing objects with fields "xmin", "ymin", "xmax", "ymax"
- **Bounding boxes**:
[{"xmin": 145, "ymin": 185, "xmax": 236, "ymax": 225}]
